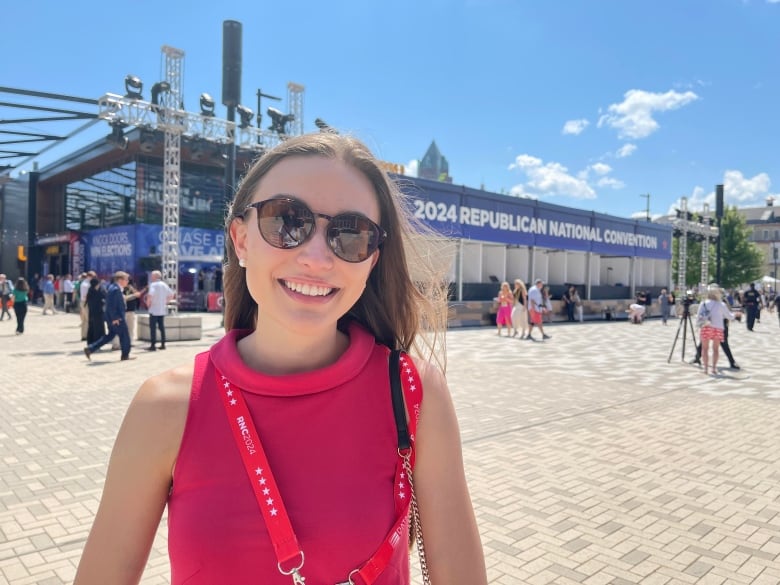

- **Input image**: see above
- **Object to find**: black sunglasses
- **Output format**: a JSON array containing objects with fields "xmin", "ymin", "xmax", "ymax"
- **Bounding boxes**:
[{"xmin": 241, "ymin": 197, "xmax": 387, "ymax": 263}]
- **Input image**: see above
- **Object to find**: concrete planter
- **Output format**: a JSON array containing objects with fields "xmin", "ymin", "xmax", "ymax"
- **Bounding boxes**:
[{"xmin": 136, "ymin": 313, "xmax": 203, "ymax": 341}]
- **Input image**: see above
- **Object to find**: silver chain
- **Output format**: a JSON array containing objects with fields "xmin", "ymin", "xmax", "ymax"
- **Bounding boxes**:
[{"xmin": 403, "ymin": 453, "xmax": 431, "ymax": 585}]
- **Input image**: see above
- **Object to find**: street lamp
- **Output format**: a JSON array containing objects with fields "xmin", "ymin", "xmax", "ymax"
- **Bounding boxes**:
[{"xmin": 640, "ymin": 193, "xmax": 651, "ymax": 222}]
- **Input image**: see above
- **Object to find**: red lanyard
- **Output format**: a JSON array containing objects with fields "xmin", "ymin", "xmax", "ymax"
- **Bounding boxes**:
[{"xmin": 213, "ymin": 352, "xmax": 422, "ymax": 585}]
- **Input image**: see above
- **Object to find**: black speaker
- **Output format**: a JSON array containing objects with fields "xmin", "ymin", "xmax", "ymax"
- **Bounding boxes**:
[
  {"xmin": 716, "ymin": 184, "xmax": 724, "ymax": 219},
  {"xmin": 222, "ymin": 20, "xmax": 242, "ymax": 108}
]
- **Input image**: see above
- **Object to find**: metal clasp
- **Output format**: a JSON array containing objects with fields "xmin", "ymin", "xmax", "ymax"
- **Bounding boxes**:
[{"xmin": 278, "ymin": 551, "xmax": 306, "ymax": 585}]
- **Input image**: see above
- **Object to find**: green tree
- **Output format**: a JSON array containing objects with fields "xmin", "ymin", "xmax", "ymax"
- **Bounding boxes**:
[
  {"xmin": 718, "ymin": 205, "xmax": 763, "ymax": 288},
  {"xmin": 671, "ymin": 206, "xmax": 762, "ymax": 289}
]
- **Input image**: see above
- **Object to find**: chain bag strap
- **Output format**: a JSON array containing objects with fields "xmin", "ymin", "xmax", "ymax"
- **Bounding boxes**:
[{"xmin": 389, "ymin": 350, "xmax": 432, "ymax": 585}]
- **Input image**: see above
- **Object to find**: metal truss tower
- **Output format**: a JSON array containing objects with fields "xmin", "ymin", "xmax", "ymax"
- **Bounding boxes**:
[
  {"xmin": 676, "ymin": 198, "xmax": 688, "ymax": 295},
  {"xmin": 159, "ymin": 45, "xmax": 185, "ymax": 310},
  {"xmin": 700, "ymin": 203, "xmax": 711, "ymax": 288},
  {"xmin": 672, "ymin": 196, "xmax": 719, "ymax": 294},
  {"xmin": 287, "ymin": 82, "xmax": 305, "ymax": 137}
]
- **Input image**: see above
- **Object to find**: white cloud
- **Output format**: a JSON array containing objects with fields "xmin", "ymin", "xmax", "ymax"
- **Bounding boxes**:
[
  {"xmin": 509, "ymin": 154, "xmax": 596, "ymax": 199},
  {"xmin": 597, "ymin": 89, "xmax": 699, "ymax": 139},
  {"xmin": 723, "ymin": 169, "xmax": 773, "ymax": 203},
  {"xmin": 405, "ymin": 159, "xmax": 418, "ymax": 177},
  {"xmin": 562, "ymin": 119, "xmax": 590, "ymax": 135},
  {"xmin": 597, "ymin": 176, "xmax": 625, "ymax": 189},
  {"xmin": 591, "ymin": 163, "xmax": 612, "ymax": 176},
  {"xmin": 616, "ymin": 143, "xmax": 637, "ymax": 158},
  {"xmin": 666, "ymin": 170, "xmax": 778, "ymax": 214}
]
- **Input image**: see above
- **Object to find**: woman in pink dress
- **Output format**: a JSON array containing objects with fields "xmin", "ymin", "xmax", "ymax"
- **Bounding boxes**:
[
  {"xmin": 496, "ymin": 281, "xmax": 514, "ymax": 336},
  {"xmin": 74, "ymin": 132, "xmax": 487, "ymax": 585}
]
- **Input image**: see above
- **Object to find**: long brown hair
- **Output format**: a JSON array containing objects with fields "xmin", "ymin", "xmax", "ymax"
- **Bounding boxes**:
[{"xmin": 223, "ymin": 132, "xmax": 448, "ymax": 363}]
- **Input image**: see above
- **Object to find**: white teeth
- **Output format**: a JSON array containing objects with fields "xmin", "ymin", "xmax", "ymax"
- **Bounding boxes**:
[{"xmin": 284, "ymin": 280, "xmax": 333, "ymax": 297}]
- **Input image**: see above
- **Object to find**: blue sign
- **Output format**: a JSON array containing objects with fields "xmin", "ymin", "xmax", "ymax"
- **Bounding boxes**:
[
  {"xmin": 84, "ymin": 224, "xmax": 225, "ymax": 275},
  {"xmin": 401, "ymin": 178, "xmax": 672, "ymax": 260}
]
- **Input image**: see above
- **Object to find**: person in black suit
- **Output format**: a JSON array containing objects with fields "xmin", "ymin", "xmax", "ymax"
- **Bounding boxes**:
[{"xmin": 742, "ymin": 283, "xmax": 760, "ymax": 331}]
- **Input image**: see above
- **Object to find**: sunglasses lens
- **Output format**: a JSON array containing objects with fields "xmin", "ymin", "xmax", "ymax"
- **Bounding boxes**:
[
  {"xmin": 328, "ymin": 215, "xmax": 383, "ymax": 263},
  {"xmin": 257, "ymin": 199, "xmax": 313, "ymax": 249}
]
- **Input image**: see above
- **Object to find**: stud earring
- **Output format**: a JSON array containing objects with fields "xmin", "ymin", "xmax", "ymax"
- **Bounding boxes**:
[{"xmin": 238, "ymin": 258, "xmax": 246, "ymax": 268}]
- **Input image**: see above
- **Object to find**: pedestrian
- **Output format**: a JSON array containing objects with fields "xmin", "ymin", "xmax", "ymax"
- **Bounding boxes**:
[
  {"xmin": 11, "ymin": 277, "xmax": 29, "ymax": 334},
  {"xmin": 511, "ymin": 278, "xmax": 529, "ymax": 338},
  {"xmin": 123, "ymin": 277, "xmax": 144, "ymax": 345},
  {"xmin": 563, "ymin": 285, "xmax": 576, "ymax": 322},
  {"xmin": 31, "ymin": 273, "xmax": 42, "ymax": 305},
  {"xmin": 527, "ymin": 278, "xmax": 551, "ymax": 340},
  {"xmin": 144, "ymin": 270, "xmax": 174, "ymax": 351},
  {"xmin": 83, "ymin": 271, "xmax": 132, "ymax": 361},
  {"xmin": 692, "ymin": 285, "xmax": 741, "ymax": 370},
  {"xmin": 658, "ymin": 288, "xmax": 672, "ymax": 325},
  {"xmin": 696, "ymin": 285, "xmax": 739, "ymax": 376},
  {"xmin": 628, "ymin": 301, "xmax": 646, "ymax": 324},
  {"xmin": 42, "ymin": 274, "xmax": 56, "ymax": 314},
  {"xmin": 85, "ymin": 278, "xmax": 106, "ymax": 344},
  {"xmin": 80, "ymin": 271, "xmax": 94, "ymax": 341},
  {"xmin": 74, "ymin": 132, "xmax": 487, "ymax": 584},
  {"xmin": 742, "ymin": 282, "xmax": 760, "ymax": 331},
  {"xmin": 495, "ymin": 280, "xmax": 514, "ymax": 336},
  {"xmin": 774, "ymin": 289, "xmax": 780, "ymax": 327},
  {"xmin": 569, "ymin": 285, "xmax": 583, "ymax": 323},
  {"xmin": 0, "ymin": 273, "xmax": 14, "ymax": 321},
  {"xmin": 62, "ymin": 274, "xmax": 75, "ymax": 312},
  {"xmin": 542, "ymin": 285, "xmax": 553, "ymax": 323}
]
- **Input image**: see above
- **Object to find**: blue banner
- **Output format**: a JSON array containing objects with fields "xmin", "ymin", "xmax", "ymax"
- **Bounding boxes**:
[
  {"xmin": 401, "ymin": 178, "xmax": 672, "ymax": 260},
  {"xmin": 84, "ymin": 224, "xmax": 225, "ymax": 275}
]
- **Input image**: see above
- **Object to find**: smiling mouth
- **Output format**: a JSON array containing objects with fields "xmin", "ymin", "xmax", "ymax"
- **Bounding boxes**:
[{"xmin": 282, "ymin": 280, "xmax": 335, "ymax": 297}]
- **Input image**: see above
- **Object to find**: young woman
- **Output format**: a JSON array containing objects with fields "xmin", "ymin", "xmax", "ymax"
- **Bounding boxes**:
[
  {"xmin": 495, "ymin": 281, "xmax": 514, "ymax": 336},
  {"xmin": 74, "ymin": 133, "xmax": 487, "ymax": 584},
  {"xmin": 697, "ymin": 285, "xmax": 739, "ymax": 376},
  {"xmin": 511, "ymin": 279, "xmax": 529, "ymax": 338},
  {"xmin": 12, "ymin": 277, "xmax": 29, "ymax": 334}
]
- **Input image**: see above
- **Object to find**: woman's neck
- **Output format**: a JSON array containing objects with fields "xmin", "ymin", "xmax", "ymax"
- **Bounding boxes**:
[{"xmin": 236, "ymin": 322, "xmax": 350, "ymax": 376}]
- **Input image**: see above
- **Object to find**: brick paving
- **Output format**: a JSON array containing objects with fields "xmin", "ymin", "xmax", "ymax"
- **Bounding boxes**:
[{"xmin": 1, "ymin": 306, "xmax": 779, "ymax": 584}]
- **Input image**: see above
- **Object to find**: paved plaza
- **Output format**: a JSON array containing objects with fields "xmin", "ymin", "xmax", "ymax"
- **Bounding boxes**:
[{"xmin": 1, "ymin": 306, "xmax": 779, "ymax": 584}]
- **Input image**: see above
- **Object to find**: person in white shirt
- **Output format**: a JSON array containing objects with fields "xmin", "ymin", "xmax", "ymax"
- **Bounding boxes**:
[
  {"xmin": 62, "ymin": 274, "xmax": 75, "ymax": 313},
  {"xmin": 79, "ymin": 272, "xmax": 94, "ymax": 340},
  {"xmin": 144, "ymin": 270, "xmax": 174, "ymax": 351},
  {"xmin": 526, "ymin": 278, "xmax": 551, "ymax": 341}
]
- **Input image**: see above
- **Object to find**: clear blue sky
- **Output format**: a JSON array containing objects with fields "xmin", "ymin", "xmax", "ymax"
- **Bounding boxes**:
[{"xmin": 3, "ymin": 0, "xmax": 779, "ymax": 219}]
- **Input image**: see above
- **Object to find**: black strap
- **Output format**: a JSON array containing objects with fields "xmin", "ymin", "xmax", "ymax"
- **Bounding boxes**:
[{"xmin": 389, "ymin": 349, "xmax": 411, "ymax": 451}]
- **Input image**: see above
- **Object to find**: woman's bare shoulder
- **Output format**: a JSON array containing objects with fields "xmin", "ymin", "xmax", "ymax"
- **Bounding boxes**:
[
  {"xmin": 408, "ymin": 355, "xmax": 449, "ymax": 405},
  {"xmin": 121, "ymin": 362, "xmax": 195, "ymax": 457}
]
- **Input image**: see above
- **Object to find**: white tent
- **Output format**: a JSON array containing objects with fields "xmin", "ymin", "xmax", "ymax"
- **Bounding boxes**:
[{"xmin": 760, "ymin": 275, "xmax": 778, "ymax": 285}]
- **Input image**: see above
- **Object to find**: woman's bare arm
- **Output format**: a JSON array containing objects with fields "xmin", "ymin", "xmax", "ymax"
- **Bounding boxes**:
[
  {"xmin": 413, "ymin": 360, "xmax": 488, "ymax": 584},
  {"xmin": 74, "ymin": 365, "xmax": 192, "ymax": 585}
]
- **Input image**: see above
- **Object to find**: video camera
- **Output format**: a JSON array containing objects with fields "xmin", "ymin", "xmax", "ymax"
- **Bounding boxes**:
[{"xmin": 681, "ymin": 290, "xmax": 695, "ymax": 315}]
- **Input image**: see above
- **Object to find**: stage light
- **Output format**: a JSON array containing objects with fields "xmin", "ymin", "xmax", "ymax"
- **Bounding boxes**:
[
  {"xmin": 267, "ymin": 107, "xmax": 294, "ymax": 135},
  {"xmin": 108, "ymin": 121, "xmax": 128, "ymax": 150},
  {"xmin": 314, "ymin": 118, "xmax": 337, "ymax": 133},
  {"xmin": 237, "ymin": 104, "xmax": 254, "ymax": 129},
  {"xmin": 124, "ymin": 75, "xmax": 143, "ymax": 100},
  {"xmin": 200, "ymin": 93, "xmax": 216, "ymax": 117},
  {"xmin": 151, "ymin": 81, "xmax": 170, "ymax": 107}
]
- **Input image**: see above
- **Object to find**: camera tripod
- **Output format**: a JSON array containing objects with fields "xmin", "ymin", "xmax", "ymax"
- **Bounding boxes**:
[{"xmin": 667, "ymin": 304, "xmax": 698, "ymax": 363}]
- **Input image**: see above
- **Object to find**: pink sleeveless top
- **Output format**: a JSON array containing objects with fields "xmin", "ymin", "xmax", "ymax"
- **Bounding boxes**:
[{"xmin": 167, "ymin": 322, "xmax": 410, "ymax": 584}]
